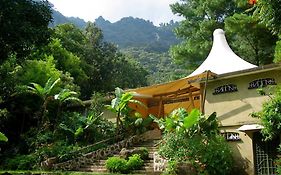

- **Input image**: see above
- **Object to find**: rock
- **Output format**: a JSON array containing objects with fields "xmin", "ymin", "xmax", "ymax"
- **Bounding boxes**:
[
  {"xmin": 40, "ymin": 157, "xmax": 57, "ymax": 170},
  {"xmin": 176, "ymin": 162, "xmax": 197, "ymax": 175}
]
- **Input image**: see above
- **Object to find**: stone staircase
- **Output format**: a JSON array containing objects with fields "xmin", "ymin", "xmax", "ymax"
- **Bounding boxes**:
[
  {"xmin": 78, "ymin": 131, "xmax": 163, "ymax": 174},
  {"xmin": 131, "ymin": 139, "xmax": 162, "ymax": 174}
]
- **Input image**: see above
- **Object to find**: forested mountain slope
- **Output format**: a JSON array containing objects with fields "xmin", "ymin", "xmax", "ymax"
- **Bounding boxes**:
[
  {"xmin": 51, "ymin": 10, "xmax": 180, "ymax": 52},
  {"xmin": 50, "ymin": 9, "xmax": 186, "ymax": 85}
]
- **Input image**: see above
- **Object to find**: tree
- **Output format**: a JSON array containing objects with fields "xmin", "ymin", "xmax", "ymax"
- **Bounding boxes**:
[
  {"xmin": 0, "ymin": 0, "xmax": 52, "ymax": 63},
  {"xmin": 21, "ymin": 77, "xmax": 82, "ymax": 128},
  {"xmin": 253, "ymin": 1, "xmax": 281, "ymax": 63},
  {"xmin": 53, "ymin": 23, "xmax": 148, "ymax": 98},
  {"xmin": 169, "ymin": 0, "xmax": 277, "ymax": 69},
  {"xmin": 254, "ymin": 0, "xmax": 281, "ymax": 35},
  {"xmin": 32, "ymin": 38, "xmax": 89, "ymax": 88},
  {"xmin": 225, "ymin": 13, "xmax": 277, "ymax": 65},
  {"xmin": 52, "ymin": 24, "xmax": 87, "ymax": 58}
]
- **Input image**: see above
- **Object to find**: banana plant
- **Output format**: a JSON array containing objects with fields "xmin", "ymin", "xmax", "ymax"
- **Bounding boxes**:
[
  {"xmin": 151, "ymin": 108, "xmax": 218, "ymax": 137},
  {"xmin": 54, "ymin": 89, "xmax": 84, "ymax": 117},
  {"xmin": 106, "ymin": 87, "xmax": 146, "ymax": 131}
]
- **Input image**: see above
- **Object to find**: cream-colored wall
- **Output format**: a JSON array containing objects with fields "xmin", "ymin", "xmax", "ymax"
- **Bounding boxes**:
[
  {"xmin": 205, "ymin": 70, "xmax": 281, "ymax": 126},
  {"xmin": 204, "ymin": 69, "xmax": 281, "ymax": 175},
  {"xmin": 221, "ymin": 126, "xmax": 255, "ymax": 174}
]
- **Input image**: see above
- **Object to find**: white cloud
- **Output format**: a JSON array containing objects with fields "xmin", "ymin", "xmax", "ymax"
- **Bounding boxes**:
[{"xmin": 48, "ymin": 0, "xmax": 183, "ymax": 25}]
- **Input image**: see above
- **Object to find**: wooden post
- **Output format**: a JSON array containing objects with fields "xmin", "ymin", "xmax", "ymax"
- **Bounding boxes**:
[
  {"xmin": 201, "ymin": 70, "xmax": 210, "ymax": 114},
  {"xmin": 189, "ymin": 90, "xmax": 195, "ymax": 109},
  {"xmin": 158, "ymin": 97, "xmax": 163, "ymax": 117}
]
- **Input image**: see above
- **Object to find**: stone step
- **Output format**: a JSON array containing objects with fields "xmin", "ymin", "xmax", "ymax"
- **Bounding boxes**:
[
  {"xmin": 133, "ymin": 170, "xmax": 162, "ymax": 175},
  {"xmin": 134, "ymin": 142, "xmax": 160, "ymax": 147},
  {"xmin": 79, "ymin": 166, "xmax": 107, "ymax": 172},
  {"xmin": 129, "ymin": 146, "xmax": 158, "ymax": 151},
  {"xmin": 76, "ymin": 138, "xmax": 163, "ymax": 173}
]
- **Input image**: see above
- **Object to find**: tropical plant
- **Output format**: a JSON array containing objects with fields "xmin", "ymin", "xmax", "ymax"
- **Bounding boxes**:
[
  {"xmin": 151, "ymin": 108, "xmax": 218, "ymax": 136},
  {"xmin": 106, "ymin": 87, "xmax": 146, "ymax": 131},
  {"xmin": 0, "ymin": 131, "xmax": 8, "ymax": 142},
  {"xmin": 21, "ymin": 77, "xmax": 60, "ymax": 123},
  {"xmin": 18, "ymin": 77, "xmax": 83, "ymax": 127},
  {"xmin": 54, "ymin": 88, "xmax": 83, "ymax": 116},
  {"xmin": 155, "ymin": 108, "xmax": 232, "ymax": 174},
  {"xmin": 252, "ymin": 86, "xmax": 281, "ymax": 140}
]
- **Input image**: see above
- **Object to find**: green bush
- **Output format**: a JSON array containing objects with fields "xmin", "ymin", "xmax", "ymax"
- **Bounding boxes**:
[
  {"xmin": 105, "ymin": 154, "xmax": 145, "ymax": 173},
  {"xmin": 162, "ymin": 160, "xmax": 178, "ymax": 175},
  {"xmin": 156, "ymin": 108, "xmax": 233, "ymax": 174},
  {"xmin": 137, "ymin": 147, "xmax": 149, "ymax": 160},
  {"xmin": 252, "ymin": 86, "xmax": 281, "ymax": 141},
  {"xmin": 4, "ymin": 154, "xmax": 38, "ymax": 170},
  {"xmin": 159, "ymin": 132, "xmax": 233, "ymax": 174},
  {"xmin": 126, "ymin": 154, "xmax": 144, "ymax": 170},
  {"xmin": 105, "ymin": 156, "xmax": 128, "ymax": 173}
]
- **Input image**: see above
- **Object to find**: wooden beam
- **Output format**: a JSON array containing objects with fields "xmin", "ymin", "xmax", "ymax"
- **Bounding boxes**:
[
  {"xmin": 153, "ymin": 85, "xmax": 199, "ymax": 98},
  {"xmin": 148, "ymin": 91, "xmax": 201, "ymax": 107}
]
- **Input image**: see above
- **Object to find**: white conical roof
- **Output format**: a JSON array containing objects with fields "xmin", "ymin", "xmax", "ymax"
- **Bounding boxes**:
[{"xmin": 188, "ymin": 29, "xmax": 257, "ymax": 77}]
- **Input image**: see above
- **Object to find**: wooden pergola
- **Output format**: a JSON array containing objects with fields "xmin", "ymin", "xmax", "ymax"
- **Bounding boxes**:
[{"xmin": 127, "ymin": 71, "xmax": 215, "ymax": 118}]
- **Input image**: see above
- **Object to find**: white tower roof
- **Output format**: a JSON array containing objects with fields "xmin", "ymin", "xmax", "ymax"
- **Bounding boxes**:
[{"xmin": 188, "ymin": 29, "xmax": 257, "ymax": 77}]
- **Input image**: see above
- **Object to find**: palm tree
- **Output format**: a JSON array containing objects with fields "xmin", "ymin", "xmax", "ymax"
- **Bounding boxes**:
[
  {"xmin": 25, "ymin": 78, "xmax": 60, "ymax": 124},
  {"xmin": 22, "ymin": 78, "xmax": 82, "ymax": 126}
]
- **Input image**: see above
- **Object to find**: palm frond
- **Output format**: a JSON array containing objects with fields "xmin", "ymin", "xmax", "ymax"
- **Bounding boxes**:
[
  {"xmin": 30, "ymin": 83, "xmax": 44, "ymax": 96},
  {"xmin": 44, "ymin": 78, "xmax": 60, "ymax": 95}
]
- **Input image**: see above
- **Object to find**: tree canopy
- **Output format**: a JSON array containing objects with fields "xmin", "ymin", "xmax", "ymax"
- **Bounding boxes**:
[
  {"xmin": 0, "ymin": 0, "xmax": 52, "ymax": 63},
  {"xmin": 170, "ymin": 0, "xmax": 277, "ymax": 70}
]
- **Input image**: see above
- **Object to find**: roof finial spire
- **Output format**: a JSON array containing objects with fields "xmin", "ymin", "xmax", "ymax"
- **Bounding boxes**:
[{"xmin": 188, "ymin": 29, "xmax": 257, "ymax": 77}]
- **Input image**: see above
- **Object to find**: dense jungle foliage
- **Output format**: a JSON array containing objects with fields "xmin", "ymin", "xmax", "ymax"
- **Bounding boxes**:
[{"xmin": 0, "ymin": 0, "xmax": 149, "ymax": 170}]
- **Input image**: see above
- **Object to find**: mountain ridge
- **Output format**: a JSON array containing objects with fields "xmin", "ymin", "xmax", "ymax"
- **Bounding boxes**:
[{"xmin": 50, "ymin": 9, "xmax": 180, "ymax": 52}]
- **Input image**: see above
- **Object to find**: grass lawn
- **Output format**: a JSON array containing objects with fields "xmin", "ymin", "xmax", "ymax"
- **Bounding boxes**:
[
  {"xmin": 0, "ymin": 171, "xmax": 132, "ymax": 175},
  {"xmin": 0, "ymin": 171, "xmax": 143, "ymax": 175}
]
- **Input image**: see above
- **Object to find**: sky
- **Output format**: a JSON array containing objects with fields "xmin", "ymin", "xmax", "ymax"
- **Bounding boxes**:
[{"xmin": 48, "ymin": 0, "xmax": 183, "ymax": 26}]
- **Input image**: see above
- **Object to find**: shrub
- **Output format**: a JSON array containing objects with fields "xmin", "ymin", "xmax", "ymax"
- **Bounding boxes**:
[
  {"xmin": 4, "ymin": 154, "xmax": 38, "ymax": 170},
  {"xmin": 162, "ymin": 160, "xmax": 178, "ymax": 175},
  {"xmin": 121, "ymin": 147, "xmax": 149, "ymax": 160},
  {"xmin": 156, "ymin": 108, "xmax": 233, "ymax": 174},
  {"xmin": 126, "ymin": 154, "xmax": 144, "ymax": 170},
  {"xmin": 105, "ymin": 156, "xmax": 128, "ymax": 173},
  {"xmin": 252, "ymin": 86, "xmax": 281, "ymax": 140},
  {"xmin": 106, "ymin": 154, "xmax": 145, "ymax": 173},
  {"xmin": 159, "ymin": 132, "xmax": 233, "ymax": 174},
  {"xmin": 137, "ymin": 147, "xmax": 149, "ymax": 160}
]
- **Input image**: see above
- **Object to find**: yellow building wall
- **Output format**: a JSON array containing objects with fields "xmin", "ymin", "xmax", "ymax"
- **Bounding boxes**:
[
  {"xmin": 204, "ymin": 69, "xmax": 281, "ymax": 174},
  {"xmin": 205, "ymin": 70, "xmax": 281, "ymax": 126}
]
